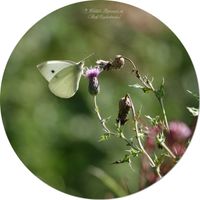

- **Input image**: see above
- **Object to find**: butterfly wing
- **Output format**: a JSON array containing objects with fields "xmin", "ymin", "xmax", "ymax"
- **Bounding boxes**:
[
  {"xmin": 48, "ymin": 62, "xmax": 83, "ymax": 98},
  {"xmin": 37, "ymin": 60, "xmax": 84, "ymax": 98},
  {"xmin": 37, "ymin": 60, "xmax": 76, "ymax": 81}
]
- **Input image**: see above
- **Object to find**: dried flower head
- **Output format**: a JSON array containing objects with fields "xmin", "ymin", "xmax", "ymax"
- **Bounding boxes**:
[
  {"xmin": 96, "ymin": 59, "xmax": 112, "ymax": 71},
  {"xmin": 111, "ymin": 55, "xmax": 125, "ymax": 69},
  {"xmin": 96, "ymin": 55, "xmax": 125, "ymax": 71},
  {"xmin": 116, "ymin": 94, "xmax": 132, "ymax": 125}
]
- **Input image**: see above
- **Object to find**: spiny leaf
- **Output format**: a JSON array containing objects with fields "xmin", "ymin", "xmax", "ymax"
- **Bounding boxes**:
[
  {"xmin": 153, "ymin": 153, "xmax": 168, "ymax": 166},
  {"xmin": 112, "ymin": 154, "xmax": 131, "ymax": 164},
  {"xmin": 99, "ymin": 134, "xmax": 110, "ymax": 142},
  {"xmin": 155, "ymin": 79, "xmax": 165, "ymax": 99},
  {"xmin": 129, "ymin": 83, "xmax": 144, "ymax": 89},
  {"xmin": 129, "ymin": 147, "xmax": 141, "ymax": 157},
  {"xmin": 129, "ymin": 84, "xmax": 151, "ymax": 93},
  {"xmin": 145, "ymin": 115, "xmax": 160, "ymax": 126},
  {"xmin": 187, "ymin": 90, "xmax": 199, "ymax": 101},
  {"xmin": 187, "ymin": 107, "xmax": 199, "ymax": 116}
]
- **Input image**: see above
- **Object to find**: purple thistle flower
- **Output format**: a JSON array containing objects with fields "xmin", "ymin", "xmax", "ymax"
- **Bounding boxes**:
[
  {"xmin": 84, "ymin": 67, "xmax": 101, "ymax": 95},
  {"xmin": 85, "ymin": 67, "xmax": 101, "ymax": 79},
  {"xmin": 168, "ymin": 121, "xmax": 192, "ymax": 142}
]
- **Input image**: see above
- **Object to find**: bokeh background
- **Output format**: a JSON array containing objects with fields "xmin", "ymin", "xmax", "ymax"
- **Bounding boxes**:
[{"xmin": 0, "ymin": 1, "xmax": 198, "ymax": 199}]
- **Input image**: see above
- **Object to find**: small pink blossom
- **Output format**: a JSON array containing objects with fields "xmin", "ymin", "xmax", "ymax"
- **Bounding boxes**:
[
  {"xmin": 168, "ymin": 121, "xmax": 192, "ymax": 143},
  {"xmin": 85, "ymin": 67, "xmax": 101, "ymax": 79}
]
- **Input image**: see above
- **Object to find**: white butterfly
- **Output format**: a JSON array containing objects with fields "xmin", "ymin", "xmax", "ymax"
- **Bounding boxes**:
[{"xmin": 37, "ymin": 59, "xmax": 84, "ymax": 98}]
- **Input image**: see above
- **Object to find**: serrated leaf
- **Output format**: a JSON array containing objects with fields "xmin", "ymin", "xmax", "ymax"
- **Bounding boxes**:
[
  {"xmin": 99, "ymin": 134, "xmax": 110, "ymax": 142},
  {"xmin": 112, "ymin": 154, "xmax": 131, "ymax": 164},
  {"xmin": 153, "ymin": 153, "xmax": 167, "ymax": 166},
  {"xmin": 142, "ymin": 87, "xmax": 152, "ymax": 93},
  {"xmin": 187, "ymin": 107, "xmax": 199, "ymax": 116},
  {"xmin": 145, "ymin": 115, "xmax": 153, "ymax": 121},
  {"xmin": 130, "ymin": 148, "xmax": 141, "ymax": 157},
  {"xmin": 129, "ymin": 84, "xmax": 151, "ymax": 93},
  {"xmin": 187, "ymin": 90, "xmax": 199, "ymax": 101},
  {"xmin": 129, "ymin": 83, "xmax": 144, "ymax": 89},
  {"xmin": 155, "ymin": 79, "xmax": 165, "ymax": 99},
  {"xmin": 145, "ymin": 115, "xmax": 160, "ymax": 126}
]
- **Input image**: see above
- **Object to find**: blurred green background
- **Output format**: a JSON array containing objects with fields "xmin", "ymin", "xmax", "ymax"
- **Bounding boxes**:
[{"xmin": 0, "ymin": 1, "xmax": 198, "ymax": 199}]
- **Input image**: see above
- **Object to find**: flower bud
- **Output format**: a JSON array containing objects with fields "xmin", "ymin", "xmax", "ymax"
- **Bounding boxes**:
[
  {"xmin": 116, "ymin": 94, "xmax": 132, "ymax": 125},
  {"xmin": 111, "ymin": 55, "xmax": 125, "ymax": 69},
  {"xmin": 96, "ymin": 60, "xmax": 112, "ymax": 71},
  {"xmin": 88, "ymin": 76, "xmax": 100, "ymax": 95}
]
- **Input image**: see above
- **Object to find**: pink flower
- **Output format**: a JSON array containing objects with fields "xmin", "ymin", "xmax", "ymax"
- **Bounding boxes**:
[
  {"xmin": 85, "ymin": 67, "xmax": 101, "ymax": 79},
  {"xmin": 171, "ymin": 143, "xmax": 186, "ymax": 157},
  {"xmin": 84, "ymin": 67, "xmax": 102, "ymax": 95},
  {"xmin": 168, "ymin": 121, "xmax": 192, "ymax": 143},
  {"xmin": 145, "ymin": 125, "xmax": 162, "ymax": 152}
]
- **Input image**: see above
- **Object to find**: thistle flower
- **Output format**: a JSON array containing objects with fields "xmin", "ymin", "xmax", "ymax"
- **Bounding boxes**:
[
  {"xmin": 84, "ymin": 67, "xmax": 101, "ymax": 95},
  {"xmin": 168, "ymin": 121, "xmax": 192, "ymax": 143},
  {"xmin": 145, "ymin": 125, "xmax": 162, "ymax": 152}
]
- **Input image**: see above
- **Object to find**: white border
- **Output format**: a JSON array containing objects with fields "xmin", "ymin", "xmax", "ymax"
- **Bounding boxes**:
[{"xmin": 0, "ymin": 1, "xmax": 200, "ymax": 200}]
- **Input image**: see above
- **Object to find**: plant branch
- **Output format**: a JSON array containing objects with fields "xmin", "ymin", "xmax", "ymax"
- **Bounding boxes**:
[
  {"xmin": 158, "ymin": 98, "xmax": 169, "ymax": 130},
  {"xmin": 94, "ymin": 95, "xmax": 143, "ymax": 157},
  {"xmin": 125, "ymin": 57, "xmax": 169, "ymax": 131},
  {"xmin": 160, "ymin": 141, "xmax": 177, "ymax": 161},
  {"xmin": 127, "ymin": 94, "xmax": 161, "ymax": 177},
  {"xmin": 94, "ymin": 95, "xmax": 112, "ymax": 134}
]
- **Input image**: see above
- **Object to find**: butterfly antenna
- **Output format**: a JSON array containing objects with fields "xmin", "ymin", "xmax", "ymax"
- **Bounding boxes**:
[{"xmin": 79, "ymin": 53, "xmax": 95, "ymax": 63}]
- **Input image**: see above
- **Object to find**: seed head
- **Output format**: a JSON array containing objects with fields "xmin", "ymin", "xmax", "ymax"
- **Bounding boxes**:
[
  {"xmin": 111, "ymin": 55, "xmax": 125, "ymax": 69},
  {"xmin": 116, "ymin": 94, "xmax": 132, "ymax": 125}
]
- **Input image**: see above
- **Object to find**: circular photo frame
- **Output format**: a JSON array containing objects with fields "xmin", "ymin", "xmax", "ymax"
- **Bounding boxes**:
[{"xmin": 0, "ymin": 1, "xmax": 199, "ymax": 199}]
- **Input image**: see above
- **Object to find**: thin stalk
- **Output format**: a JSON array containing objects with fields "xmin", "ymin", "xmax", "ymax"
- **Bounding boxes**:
[
  {"xmin": 160, "ymin": 141, "xmax": 177, "ymax": 161},
  {"xmin": 94, "ymin": 96, "xmax": 142, "ymax": 153},
  {"xmin": 159, "ymin": 98, "xmax": 169, "ymax": 130},
  {"xmin": 125, "ymin": 56, "xmax": 169, "ymax": 131},
  {"xmin": 127, "ymin": 95, "xmax": 157, "ymax": 169},
  {"xmin": 94, "ymin": 95, "xmax": 111, "ymax": 134},
  {"xmin": 156, "ymin": 165, "xmax": 162, "ymax": 178}
]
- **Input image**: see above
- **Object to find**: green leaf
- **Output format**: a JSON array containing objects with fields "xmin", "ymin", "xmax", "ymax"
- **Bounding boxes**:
[
  {"xmin": 112, "ymin": 154, "xmax": 131, "ymax": 164},
  {"xmin": 99, "ymin": 134, "xmax": 110, "ymax": 142},
  {"xmin": 89, "ymin": 166, "xmax": 127, "ymax": 197},
  {"xmin": 129, "ymin": 84, "xmax": 151, "ymax": 93},
  {"xmin": 145, "ymin": 115, "xmax": 160, "ymax": 126},
  {"xmin": 153, "ymin": 153, "xmax": 168, "ymax": 166},
  {"xmin": 129, "ymin": 147, "xmax": 141, "ymax": 157},
  {"xmin": 155, "ymin": 78, "xmax": 165, "ymax": 99},
  {"xmin": 129, "ymin": 83, "xmax": 143, "ymax": 89},
  {"xmin": 187, "ymin": 107, "xmax": 199, "ymax": 116},
  {"xmin": 187, "ymin": 90, "xmax": 199, "ymax": 101},
  {"xmin": 156, "ymin": 132, "xmax": 166, "ymax": 144}
]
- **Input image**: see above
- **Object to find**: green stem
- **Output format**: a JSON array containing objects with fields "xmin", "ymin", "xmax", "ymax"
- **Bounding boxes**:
[
  {"xmin": 159, "ymin": 98, "xmax": 169, "ymax": 131},
  {"xmin": 94, "ymin": 96, "xmax": 143, "ymax": 155},
  {"xmin": 127, "ymin": 95, "xmax": 157, "ymax": 169},
  {"xmin": 160, "ymin": 141, "xmax": 177, "ymax": 161},
  {"xmin": 156, "ymin": 165, "xmax": 162, "ymax": 178},
  {"xmin": 94, "ymin": 95, "xmax": 111, "ymax": 134},
  {"xmin": 125, "ymin": 56, "xmax": 169, "ymax": 131}
]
